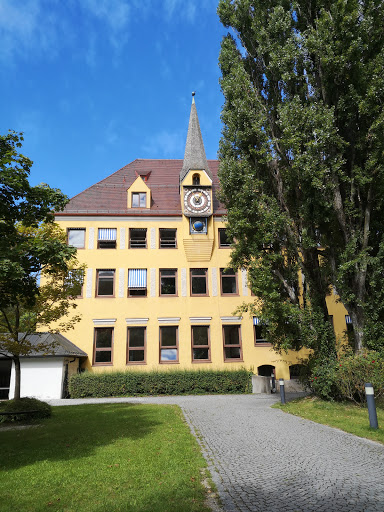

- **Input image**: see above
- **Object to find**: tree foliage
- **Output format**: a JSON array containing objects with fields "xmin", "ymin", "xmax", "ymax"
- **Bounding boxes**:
[
  {"xmin": 217, "ymin": 0, "xmax": 384, "ymax": 355},
  {"xmin": 0, "ymin": 131, "xmax": 83, "ymax": 398},
  {"xmin": 0, "ymin": 223, "xmax": 84, "ymax": 352}
]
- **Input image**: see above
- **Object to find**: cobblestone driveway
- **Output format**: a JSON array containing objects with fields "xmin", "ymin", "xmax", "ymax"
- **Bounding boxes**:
[{"xmin": 49, "ymin": 395, "xmax": 384, "ymax": 512}]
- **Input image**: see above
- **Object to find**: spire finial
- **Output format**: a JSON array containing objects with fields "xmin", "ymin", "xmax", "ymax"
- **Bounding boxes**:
[{"xmin": 192, "ymin": 91, "xmax": 195, "ymax": 104}]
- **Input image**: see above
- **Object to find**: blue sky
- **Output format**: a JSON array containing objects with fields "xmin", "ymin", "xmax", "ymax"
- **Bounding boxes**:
[{"xmin": 0, "ymin": 0, "xmax": 228, "ymax": 199}]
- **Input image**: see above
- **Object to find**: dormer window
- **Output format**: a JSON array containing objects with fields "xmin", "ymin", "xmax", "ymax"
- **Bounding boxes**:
[
  {"xmin": 127, "ymin": 176, "xmax": 151, "ymax": 209},
  {"xmin": 192, "ymin": 174, "xmax": 200, "ymax": 185},
  {"xmin": 132, "ymin": 192, "xmax": 146, "ymax": 208}
]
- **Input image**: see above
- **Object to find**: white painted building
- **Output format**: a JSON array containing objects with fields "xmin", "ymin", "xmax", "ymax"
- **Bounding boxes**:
[{"xmin": 1, "ymin": 333, "xmax": 87, "ymax": 400}]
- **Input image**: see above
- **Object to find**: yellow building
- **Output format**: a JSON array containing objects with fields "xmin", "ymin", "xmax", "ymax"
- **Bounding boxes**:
[{"xmin": 55, "ymin": 97, "xmax": 348, "ymax": 383}]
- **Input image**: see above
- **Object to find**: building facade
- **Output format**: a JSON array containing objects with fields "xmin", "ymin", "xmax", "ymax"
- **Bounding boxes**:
[{"xmin": 54, "ymin": 98, "xmax": 349, "ymax": 381}]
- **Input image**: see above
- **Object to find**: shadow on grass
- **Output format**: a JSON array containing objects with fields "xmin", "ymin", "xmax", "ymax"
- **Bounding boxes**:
[
  {"xmin": 0, "ymin": 403, "xmax": 164, "ymax": 471},
  {"xmin": 0, "ymin": 403, "xmax": 210, "ymax": 512}
]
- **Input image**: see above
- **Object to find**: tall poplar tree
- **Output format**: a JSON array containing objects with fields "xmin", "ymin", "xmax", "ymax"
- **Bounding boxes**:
[{"xmin": 217, "ymin": 0, "xmax": 384, "ymax": 354}]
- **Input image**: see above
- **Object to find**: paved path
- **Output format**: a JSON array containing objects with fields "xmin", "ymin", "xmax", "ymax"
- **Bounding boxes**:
[{"xmin": 48, "ymin": 395, "xmax": 384, "ymax": 512}]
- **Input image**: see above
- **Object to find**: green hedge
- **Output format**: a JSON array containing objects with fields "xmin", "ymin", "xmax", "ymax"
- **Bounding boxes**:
[{"xmin": 69, "ymin": 369, "xmax": 252, "ymax": 398}]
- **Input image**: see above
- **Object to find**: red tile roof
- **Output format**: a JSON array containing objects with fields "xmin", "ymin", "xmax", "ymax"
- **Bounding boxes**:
[{"xmin": 56, "ymin": 159, "xmax": 226, "ymax": 216}]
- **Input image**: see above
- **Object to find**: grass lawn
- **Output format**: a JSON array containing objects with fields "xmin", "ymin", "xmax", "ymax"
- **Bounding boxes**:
[
  {"xmin": 274, "ymin": 396, "xmax": 384, "ymax": 445},
  {"xmin": 0, "ymin": 403, "xmax": 212, "ymax": 512}
]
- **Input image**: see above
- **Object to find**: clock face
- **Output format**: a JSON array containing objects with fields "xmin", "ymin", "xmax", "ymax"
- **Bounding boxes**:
[{"xmin": 184, "ymin": 188, "xmax": 211, "ymax": 215}]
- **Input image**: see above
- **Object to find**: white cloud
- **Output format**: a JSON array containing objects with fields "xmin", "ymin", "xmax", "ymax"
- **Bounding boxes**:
[
  {"xmin": 0, "ymin": 0, "xmax": 217, "ymax": 66},
  {"xmin": 163, "ymin": 0, "xmax": 214, "ymax": 23},
  {"xmin": 82, "ymin": 0, "xmax": 131, "ymax": 32},
  {"xmin": 85, "ymin": 33, "xmax": 97, "ymax": 68},
  {"xmin": 142, "ymin": 130, "xmax": 184, "ymax": 158},
  {"xmin": 105, "ymin": 119, "xmax": 119, "ymax": 145},
  {"xmin": 0, "ymin": 0, "xmax": 43, "ymax": 62},
  {"xmin": 0, "ymin": 0, "xmax": 73, "ymax": 63}
]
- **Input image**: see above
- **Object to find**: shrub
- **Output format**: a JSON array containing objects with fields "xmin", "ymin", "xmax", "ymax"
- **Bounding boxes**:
[
  {"xmin": 69, "ymin": 369, "xmax": 253, "ymax": 398},
  {"xmin": 0, "ymin": 397, "xmax": 52, "ymax": 423},
  {"xmin": 337, "ymin": 351, "xmax": 384, "ymax": 404},
  {"xmin": 308, "ymin": 357, "xmax": 340, "ymax": 401},
  {"xmin": 308, "ymin": 350, "xmax": 384, "ymax": 404}
]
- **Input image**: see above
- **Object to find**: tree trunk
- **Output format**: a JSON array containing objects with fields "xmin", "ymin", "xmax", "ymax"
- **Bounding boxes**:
[
  {"xmin": 13, "ymin": 355, "xmax": 21, "ymax": 400},
  {"xmin": 350, "ymin": 308, "xmax": 364, "ymax": 353}
]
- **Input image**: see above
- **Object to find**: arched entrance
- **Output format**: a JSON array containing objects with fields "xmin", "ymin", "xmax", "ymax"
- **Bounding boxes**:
[{"xmin": 257, "ymin": 364, "xmax": 275, "ymax": 377}]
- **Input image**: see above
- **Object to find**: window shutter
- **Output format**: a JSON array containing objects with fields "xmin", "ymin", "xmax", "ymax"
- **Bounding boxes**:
[
  {"xmin": 128, "ymin": 269, "xmax": 147, "ymax": 288},
  {"xmin": 98, "ymin": 228, "xmax": 117, "ymax": 241}
]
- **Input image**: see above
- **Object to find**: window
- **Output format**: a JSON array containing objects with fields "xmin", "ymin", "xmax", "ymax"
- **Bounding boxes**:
[
  {"xmin": 220, "ymin": 268, "xmax": 238, "ymax": 295},
  {"xmin": 128, "ymin": 269, "xmax": 147, "ymax": 297},
  {"xmin": 192, "ymin": 173, "xmax": 200, "ymax": 185},
  {"xmin": 160, "ymin": 269, "xmax": 177, "ymax": 296},
  {"xmin": 223, "ymin": 325, "xmax": 242, "ymax": 361},
  {"xmin": 254, "ymin": 325, "xmax": 266, "ymax": 344},
  {"xmin": 253, "ymin": 317, "xmax": 269, "ymax": 345},
  {"xmin": 96, "ymin": 269, "xmax": 115, "ymax": 297},
  {"xmin": 98, "ymin": 228, "xmax": 117, "ymax": 249},
  {"xmin": 127, "ymin": 327, "xmax": 146, "ymax": 363},
  {"xmin": 191, "ymin": 326, "xmax": 210, "ymax": 362},
  {"xmin": 289, "ymin": 364, "xmax": 304, "ymax": 380},
  {"xmin": 160, "ymin": 326, "xmax": 178, "ymax": 363},
  {"xmin": 93, "ymin": 328, "xmax": 113, "ymax": 365},
  {"xmin": 66, "ymin": 269, "xmax": 84, "ymax": 298},
  {"xmin": 218, "ymin": 228, "xmax": 230, "ymax": 248},
  {"xmin": 140, "ymin": 173, "xmax": 150, "ymax": 182},
  {"xmin": 190, "ymin": 269, "xmax": 208, "ymax": 296},
  {"xmin": 345, "ymin": 314, "xmax": 355, "ymax": 348},
  {"xmin": 159, "ymin": 228, "xmax": 177, "ymax": 248},
  {"xmin": 129, "ymin": 228, "xmax": 147, "ymax": 248},
  {"xmin": 67, "ymin": 228, "xmax": 85, "ymax": 248},
  {"xmin": 132, "ymin": 192, "xmax": 146, "ymax": 208}
]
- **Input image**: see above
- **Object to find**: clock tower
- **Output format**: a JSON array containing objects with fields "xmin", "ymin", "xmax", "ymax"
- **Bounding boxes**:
[{"xmin": 180, "ymin": 94, "xmax": 214, "ymax": 260}]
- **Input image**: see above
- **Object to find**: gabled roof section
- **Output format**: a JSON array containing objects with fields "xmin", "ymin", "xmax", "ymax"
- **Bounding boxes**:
[
  {"xmin": 180, "ymin": 96, "xmax": 212, "ymax": 183},
  {"xmin": 0, "ymin": 333, "xmax": 87, "ymax": 358},
  {"xmin": 56, "ymin": 159, "xmax": 225, "ymax": 216}
]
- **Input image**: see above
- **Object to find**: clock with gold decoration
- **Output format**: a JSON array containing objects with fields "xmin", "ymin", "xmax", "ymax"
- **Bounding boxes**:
[{"xmin": 183, "ymin": 188, "xmax": 211, "ymax": 216}]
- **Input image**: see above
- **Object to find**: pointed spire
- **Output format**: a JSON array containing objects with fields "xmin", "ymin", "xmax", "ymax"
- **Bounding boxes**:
[{"xmin": 180, "ymin": 93, "xmax": 212, "ymax": 183}]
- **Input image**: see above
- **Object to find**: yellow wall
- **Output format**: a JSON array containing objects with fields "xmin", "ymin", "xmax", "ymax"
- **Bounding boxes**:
[{"xmin": 54, "ymin": 216, "xmax": 349, "ymax": 380}]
